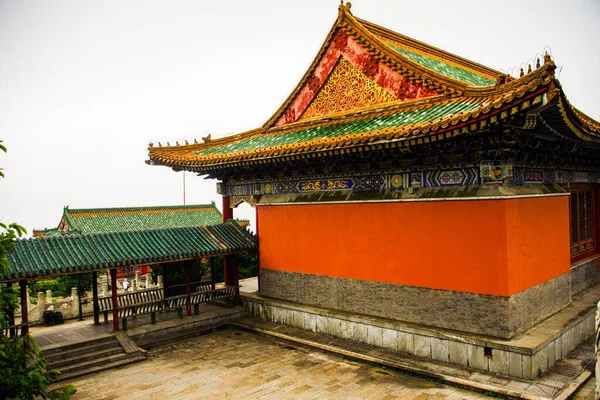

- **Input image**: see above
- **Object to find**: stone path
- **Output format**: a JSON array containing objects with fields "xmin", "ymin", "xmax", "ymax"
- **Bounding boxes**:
[
  {"xmin": 234, "ymin": 317, "xmax": 596, "ymax": 399},
  {"xmin": 571, "ymin": 376, "xmax": 596, "ymax": 400},
  {"xmin": 59, "ymin": 328, "xmax": 491, "ymax": 399}
]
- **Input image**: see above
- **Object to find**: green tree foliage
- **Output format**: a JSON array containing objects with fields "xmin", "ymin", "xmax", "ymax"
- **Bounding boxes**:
[{"xmin": 0, "ymin": 141, "xmax": 75, "ymax": 399}]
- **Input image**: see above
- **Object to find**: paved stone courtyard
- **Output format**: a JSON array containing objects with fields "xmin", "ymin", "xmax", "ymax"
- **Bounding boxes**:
[{"xmin": 62, "ymin": 328, "xmax": 490, "ymax": 399}]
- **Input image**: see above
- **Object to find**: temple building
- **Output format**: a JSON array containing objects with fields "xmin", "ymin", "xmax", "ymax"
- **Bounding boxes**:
[
  {"xmin": 33, "ymin": 204, "xmax": 225, "ymax": 237},
  {"xmin": 147, "ymin": 2, "xmax": 599, "ymax": 344}
]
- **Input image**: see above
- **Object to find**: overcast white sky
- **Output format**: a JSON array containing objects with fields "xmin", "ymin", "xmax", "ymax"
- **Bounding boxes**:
[{"xmin": 1, "ymin": 0, "xmax": 598, "ymax": 234}]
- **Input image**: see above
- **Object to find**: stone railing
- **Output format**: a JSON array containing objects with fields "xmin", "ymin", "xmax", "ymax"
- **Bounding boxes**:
[{"xmin": 20, "ymin": 273, "xmax": 163, "ymax": 325}]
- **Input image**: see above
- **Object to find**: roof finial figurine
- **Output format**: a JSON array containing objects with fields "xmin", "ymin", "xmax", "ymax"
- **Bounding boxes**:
[
  {"xmin": 202, "ymin": 133, "xmax": 212, "ymax": 143},
  {"xmin": 338, "ymin": 1, "xmax": 351, "ymax": 15},
  {"xmin": 158, "ymin": 142, "xmax": 162, "ymax": 147},
  {"xmin": 519, "ymin": 68, "xmax": 524, "ymax": 77},
  {"xmin": 194, "ymin": 138, "xmax": 198, "ymax": 144},
  {"xmin": 544, "ymin": 52, "xmax": 552, "ymax": 65},
  {"xmin": 536, "ymin": 58, "xmax": 541, "ymax": 69},
  {"xmin": 149, "ymin": 142, "xmax": 154, "ymax": 148},
  {"xmin": 527, "ymin": 64, "xmax": 532, "ymax": 74}
]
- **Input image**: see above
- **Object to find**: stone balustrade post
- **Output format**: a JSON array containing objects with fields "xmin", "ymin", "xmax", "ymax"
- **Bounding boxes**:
[
  {"xmin": 101, "ymin": 281, "xmax": 108, "ymax": 297},
  {"xmin": 157, "ymin": 275, "xmax": 163, "ymax": 289},
  {"xmin": 46, "ymin": 290, "xmax": 52, "ymax": 304},
  {"xmin": 145, "ymin": 273, "xmax": 152, "ymax": 288},
  {"xmin": 135, "ymin": 271, "xmax": 141, "ymax": 291},
  {"xmin": 71, "ymin": 287, "xmax": 78, "ymax": 300},
  {"xmin": 30, "ymin": 291, "xmax": 46, "ymax": 323}
]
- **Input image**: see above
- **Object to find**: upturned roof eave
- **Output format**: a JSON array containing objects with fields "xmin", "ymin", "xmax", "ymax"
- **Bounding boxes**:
[
  {"xmin": 147, "ymin": 73, "xmax": 558, "ymax": 171},
  {"xmin": 354, "ymin": 16, "xmax": 502, "ymax": 80}
]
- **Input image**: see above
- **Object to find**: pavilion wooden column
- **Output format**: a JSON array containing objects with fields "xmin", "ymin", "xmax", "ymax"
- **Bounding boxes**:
[
  {"xmin": 19, "ymin": 279, "xmax": 29, "ymax": 336},
  {"xmin": 210, "ymin": 257, "xmax": 216, "ymax": 291},
  {"xmin": 6, "ymin": 282, "xmax": 15, "ymax": 337},
  {"xmin": 110, "ymin": 268, "xmax": 119, "ymax": 332},
  {"xmin": 92, "ymin": 271, "xmax": 99, "ymax": 325},
  {"xmin": 224, "ymin": 254, "xmax": 239, "ymax": 287},
  {"xmin": 163, "ymin": 265, "xmax": 169, "ymax": 299},
  {"xmin": 184, "ymin": 263, "xmax": 191, "ymax": 317}
]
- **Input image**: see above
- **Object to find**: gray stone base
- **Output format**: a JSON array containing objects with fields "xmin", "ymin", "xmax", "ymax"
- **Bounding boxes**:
[
  {"xmin": 571, "ymin": 255, "xmax": 600, "ymax": 294},
  {"xmin": 260, "ymin": 269, "xmax": 571, "ymax": 339},
  {"xmin": 242, "ymin": 290, "xmax": 597, "ymax": 379}
]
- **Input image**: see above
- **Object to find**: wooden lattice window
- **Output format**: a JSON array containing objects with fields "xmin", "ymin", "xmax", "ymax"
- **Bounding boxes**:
[{"xmin": 570, "ymin": 188, "xmax": 595, "ymax": 256}]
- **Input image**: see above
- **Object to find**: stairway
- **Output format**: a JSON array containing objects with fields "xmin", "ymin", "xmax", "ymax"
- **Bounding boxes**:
[
  {"xmin": 132, "ymin": 323, "xmax": 227, "ymax": 351},
  {"xmin": 42, "ymin": 335, "xmax": 146, "ymax": 382}
]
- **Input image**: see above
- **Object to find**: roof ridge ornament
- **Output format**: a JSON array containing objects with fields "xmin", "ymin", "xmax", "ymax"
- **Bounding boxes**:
[
  {"xmin": 544, "ymin": 52, "xmax": 556, "ymax": 79},
  {"xmin": 339, "ymin": 1, "xmax": 352, "ymax": 15}
]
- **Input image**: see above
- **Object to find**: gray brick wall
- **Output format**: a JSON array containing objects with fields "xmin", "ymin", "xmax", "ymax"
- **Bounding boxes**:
[
  {"xmin": 571, "ymin": 257, "xmax": 600, "ymax": 295},
  {"xmin": 260, "ymin": 269, "xmax": 571, "ymax": 339},
  {"xmin": 509, "ymin": 272, "xmax": 571, "ymax": 337}
]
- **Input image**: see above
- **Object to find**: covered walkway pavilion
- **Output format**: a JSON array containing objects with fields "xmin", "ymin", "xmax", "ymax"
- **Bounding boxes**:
[{"xmin": 1, "ymin": 220, "xmax": 257, "ymax": 336}]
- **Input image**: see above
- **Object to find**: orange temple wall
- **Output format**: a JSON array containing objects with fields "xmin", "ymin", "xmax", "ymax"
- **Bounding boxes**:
[{"xmin": 258, "ymin": 195, "xmax": 570, "ymax": 297}]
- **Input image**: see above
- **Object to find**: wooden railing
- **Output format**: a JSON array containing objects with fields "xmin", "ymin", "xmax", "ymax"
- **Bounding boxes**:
[
  {"xmin": 1, "ymin": 324, "xmax": 29, "ymax": 339},
  {"xmin": 98, "ymin": 285, "xmax": 239, "ymax": 330},
  {"xmin": 166, "ymin": 280, "xmax": 213, "ymax": 298}
]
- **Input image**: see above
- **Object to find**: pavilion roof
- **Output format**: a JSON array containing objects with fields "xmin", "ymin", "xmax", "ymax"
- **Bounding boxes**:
[
  {"xmin": 3, "ymin": 220, "xmax": 256, "ymax": 282},
  {"xmin": 33, "ymin": 204, "xmax": 225, "ymax": 237},
  {"xmin": 146, "ymin": 3, "xmax": 600, "ymax": 176}
]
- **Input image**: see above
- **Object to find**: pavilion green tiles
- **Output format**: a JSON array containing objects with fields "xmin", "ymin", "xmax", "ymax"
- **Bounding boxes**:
[
  {"xmin": 2, "ymin": 220, "xmax": 257, "ymax": 281},
  {"xmin": 43, "ymin": 204, "xmax": 223, "ymax": 236},
  {"xmin": 389, "ymin": 45, "xmax": 496, "ymax": 87},
  {"xmin": 195, "ymin": 99, "xmax": 483, "ymax": 156}
]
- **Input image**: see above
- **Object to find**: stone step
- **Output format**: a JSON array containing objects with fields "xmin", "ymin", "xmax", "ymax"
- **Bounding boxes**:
[
  {"xmin": 44, "ymin": 340, "xmax": 120, "ymax": 364},
  {"xmin": 134, "ymin": 325, "xmax": 225, "ymax": 350},
  {"xmin": 57, "ymin": 354, "xmax": 146, "ymax": 382},
  {"xmin": 48, "ymin": 345, "xmax": 124, "ymax": 370},
  {"xmin": 54, "ymin": 352, "xmax": 141, "ymax": 377},
  {"xmin": 42, "ymin": 336, "xmax": 116, "ymax": 360}
]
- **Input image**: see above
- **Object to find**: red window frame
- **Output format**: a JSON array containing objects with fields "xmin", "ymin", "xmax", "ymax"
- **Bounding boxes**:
[{"xmin": 569, "ymin": 184, "xmax": 599, "ymax": 262}]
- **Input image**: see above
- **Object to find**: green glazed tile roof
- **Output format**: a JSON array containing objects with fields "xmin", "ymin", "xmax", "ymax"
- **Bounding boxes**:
[
  {"xmin": 60, "ymin": 204, "xmax": 223, "ymax": 234},
  {"xmin": 32, "ymin": 228, "xmax": 62, "ymax": 237},
  {"xmin": 389, "ymin": 45, "xmax": 496, "ymax": 87},
  {"xmin": 2, "ymin": 220, "xmax": 256, "ymax": 282},
  {"xmin": 195, "ymin": 100, "xmax": 482, "ymax": 156}
]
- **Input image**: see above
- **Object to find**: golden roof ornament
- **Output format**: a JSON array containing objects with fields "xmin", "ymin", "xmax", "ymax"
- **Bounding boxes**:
[{"xmin": 338, "ymin": 1, "xmax": 352, "ymax": 15}]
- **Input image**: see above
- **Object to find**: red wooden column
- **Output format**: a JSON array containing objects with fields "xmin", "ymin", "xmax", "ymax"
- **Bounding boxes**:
[
  {"xmin": 222, "ymin": 195, "xmax": 233, "ymax": 221},
  {"xmin": 210, "ymin": 258, "xmax": 215, "ymax": 291},
  {"xmin": 19, "ymin": 279, "xmax": 29, "ymax": 336},
  {"xmin": 110, "ymin": 268, "xmax": 119, "ymax": 332},
  {"xmin": 163, "ymin": 265, "xmax": 169, "ymax": 299},
  {"xmin": 255, "ymin": 203, "xmax": 261, "ymax": 292},
  {"xmin": 222, "ymin": 195, "xmax": 234, "ymax": 286},
  {"xmin": 184, "ymin": 264, "xmax": 191, "ymax": 317},
  {"xmin": 224, "ymin": 254, "xmax": 239, "ymax": 287},
  {"xmin": 92, "ymin": 271, "xmax": 100, "ymax": 325},
  {"xmin": 6, "ymin": 282, "xmax": 15, "ymax": 337}
]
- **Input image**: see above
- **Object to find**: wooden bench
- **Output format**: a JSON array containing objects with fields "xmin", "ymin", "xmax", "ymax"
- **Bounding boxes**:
[{"xmin": 98, "ymin": 286, "xmax": 239, "ymax": 330}]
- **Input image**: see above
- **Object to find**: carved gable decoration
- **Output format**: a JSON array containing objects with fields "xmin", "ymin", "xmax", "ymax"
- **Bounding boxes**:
[
  {"xmin": 274, "ymin": 28, "xmax": 439, "ymax": 127},
  {"xmin": 299, "ymin": 57, "xmax": 396, "ymax": 121}
]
